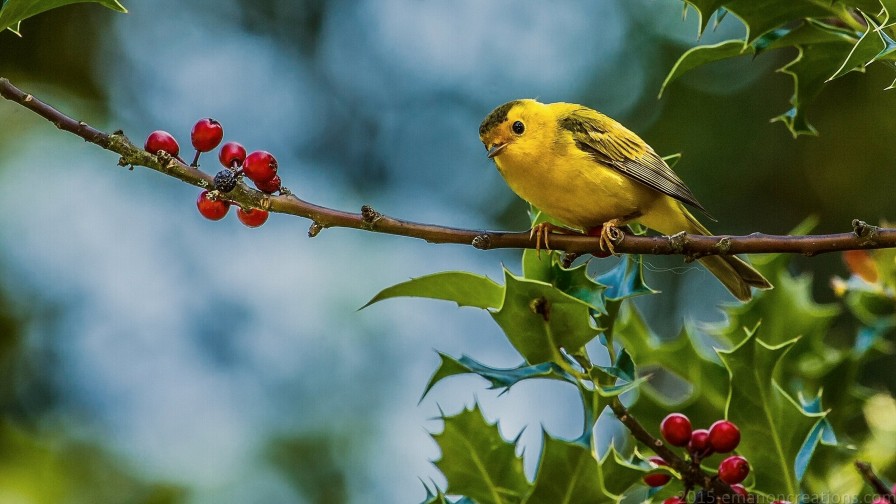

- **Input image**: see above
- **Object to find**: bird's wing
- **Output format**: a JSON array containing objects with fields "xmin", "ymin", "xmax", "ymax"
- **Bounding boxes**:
[{"xmin": 559, "ymin": 107, "xmax": 709, "ymax": 215}]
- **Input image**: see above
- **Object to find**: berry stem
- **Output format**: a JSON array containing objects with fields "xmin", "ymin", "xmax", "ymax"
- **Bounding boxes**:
[
  {"xmin": 608, "ymin": 398, "xmax": 741, "ymax": 500},
  {"xmin": 191, "ymin": 150, "xmax": 201, "ymax": 167},
  {"xmin": 856, "ymin": 461, "xmax": 896, "ymax": 504}
]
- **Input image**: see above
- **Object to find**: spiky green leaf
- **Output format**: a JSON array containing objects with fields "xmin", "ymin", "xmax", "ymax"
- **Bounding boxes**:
[
  {"xmin": 492, "ymin": 269, "xmax": 600, "ymax": 364},
  {"xmin": 718, "ymin": 329, "xmax": 826, "ymax": 496},
  {"xmin": 421, "ymin": 353, "xmax": 574, "ymax": 401},
  {"xmin": 523, "ymin": 435, "xmax": 603, "ymax": 504},
  {"xmin": 433, "ymin": 405, "xmax": 529, "ymax": 504},
  {"xmin": 362, "ymin": 271, "xmax": 503, "ymax": 309}
]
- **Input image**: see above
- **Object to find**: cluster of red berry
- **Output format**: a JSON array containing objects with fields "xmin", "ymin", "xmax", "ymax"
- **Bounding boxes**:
[
  {"xmin": 144, "ymin": 118, "xmax": 282, "ymax": 228},
  {"xmin": 641, "ymin": 413, "xmax": 765, "ymax": 504}
]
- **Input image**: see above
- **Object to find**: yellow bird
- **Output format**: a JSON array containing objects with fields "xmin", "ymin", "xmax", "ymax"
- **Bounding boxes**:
[{"xmin": 479, "ymin": 99, "xmax": 772, "ymax": 301}]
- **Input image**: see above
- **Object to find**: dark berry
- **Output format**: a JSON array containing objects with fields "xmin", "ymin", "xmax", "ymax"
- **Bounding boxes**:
[
  {"xmin": 661, "ymin": 413, "xmax": 692, "ymax": 447},
  {"xmin": 718, "ymin": 455, "xmax": 750, "ymax": 485},
  {"xmin": 695, "ymin": 490, "xmax": 716, "ymax": 504},
  {"xmin": 688, "ymin": 428, "xmax": 714, "ymax": 458},
  {"xmin": 243, "ymin": 150, "xmax": 278, "ymax": 183},
  {"xmin": 237, "ymin": 207, "xmax": 269, "ymax": 228},
  {"xmin": 218, "ymin": 141, "xmax": 247, "ymax": 168},
  {"xmin": 709, "ymin": 420, "xmax": 741, "ymax": 453},
  {"xmin": 254, "ymin": 174, "xmax": 281, "ymax": 194},
  {"xmin": 196, "ymin": 190, "xmax": 230, "ymax": 221},
  {"xmin": 144, "ymin": 130, "xmax": 180, "ymax": 156},
  {"xmin": 191, "ymin": 118, "xmax": 224, "ymax": 152},
  {"xmin": 214, "ymin": 169, "xmax": 238, "ymax": 193},
  {"xmin": 642, "ymin": 456, "xmax": 670, "ymax": 487},
  {"xmin": 663, "ymin": 498, "xmax": 686, "ymax": 504}
]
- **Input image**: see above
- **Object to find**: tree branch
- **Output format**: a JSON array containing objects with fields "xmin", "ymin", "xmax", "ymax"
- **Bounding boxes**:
[{"xmin": 3, "ymin": 76, "xmax": 896, "ymax": 257}]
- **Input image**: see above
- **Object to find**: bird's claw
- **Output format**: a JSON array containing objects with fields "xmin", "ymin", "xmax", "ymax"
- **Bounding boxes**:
[
  {"xmin": 530, "ymin": 222, "xmax": 555, "ymax": 258},
  {"xmin": 598, "ymin": 220, "xmax": 623, "ymax": 255}
]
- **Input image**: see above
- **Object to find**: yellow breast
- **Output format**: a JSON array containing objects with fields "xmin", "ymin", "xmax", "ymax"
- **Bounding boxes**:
[{"xmin": 494, "ymin": 137, "xmax": 656, "ymax": 230}]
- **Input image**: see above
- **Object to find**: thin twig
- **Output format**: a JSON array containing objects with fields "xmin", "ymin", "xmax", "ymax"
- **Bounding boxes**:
[
  {"xmin": 3, "ymin": 77, "xmax": 896, "ymax": 257},
  {"xmin": 856, "ymin": 461, "xmax": 896, "ymax": 503}
]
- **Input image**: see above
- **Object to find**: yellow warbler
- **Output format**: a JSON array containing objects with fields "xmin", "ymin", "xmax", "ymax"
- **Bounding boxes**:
[{"xmin": 479, "ymin": 99, "xmax": 772, "ymax": 301}]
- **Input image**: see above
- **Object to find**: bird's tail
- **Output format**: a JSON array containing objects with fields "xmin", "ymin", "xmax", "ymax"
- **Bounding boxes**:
[{"xmin": 646, "ymin": 199, "xmax": 772, "ymax": 301}]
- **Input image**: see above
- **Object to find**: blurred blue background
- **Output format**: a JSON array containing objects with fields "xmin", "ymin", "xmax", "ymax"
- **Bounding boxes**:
[{"xmin": 1, "ymin": 1, "xmax": 894, "ymax": 502}]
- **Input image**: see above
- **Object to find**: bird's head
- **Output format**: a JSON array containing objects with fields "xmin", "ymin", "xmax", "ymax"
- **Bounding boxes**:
[{"xmin": 479, "ymin": 99, "xmax": 545, "ymax": 160}]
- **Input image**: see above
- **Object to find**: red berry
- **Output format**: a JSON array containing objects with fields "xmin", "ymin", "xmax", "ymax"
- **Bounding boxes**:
[
  {"xmin": 718, "ymin": 455, "xmax": 749, "ymax": 485},
  {"xmin": 254, "ymin": 174, "xmax": 282, "ymax": 194},
  {"xmin": 144, "ymin": 130, "xmax": 180, "ymax": 156},
  {"xmin": 218, "ymin": 141, "xmax": 247, "ymax": 168},
  {"xmin": 730, "ymin": 484, "xmax": 748, "ymax": 497},
  {"xmin": 771, "ymin": 501, "xmax": 791, "ymax": 504},
  {"xmin": 196, "ymin": 190, "xmax": 230, "ymax": 221},
  {"xmin": 661, "ymin": 413, "xmax": 692, "ymax": 447},
  {"xmin": 709, "ymin": 420, "xmax": 741, "ymax": 453},
  {"xmin": 191, "ymin": 118, "xmax": 224, "ymax": 152},
  {"xmin": 643, "ymin": 456, "xmax": 671, "ymax": 487},
  {"xmin": 243, "ymin": 150, "xmax": 278, "ymax": 183},
  {"xmin": 236, "ymin": 207, "xmax": 269, "ymax": 228},
  {"xmin": 643, "ymin": 472, "xmax": 671, "ymax": 487},
  {"xmin": 688, "ymin": 428, "xmax": 714, "ymax": 458},
  {"xmin": 663, "ymin": 497, "xmax": 685, "ymax": 504}
]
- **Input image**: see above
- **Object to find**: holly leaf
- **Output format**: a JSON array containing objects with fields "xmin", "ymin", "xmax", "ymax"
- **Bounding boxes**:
[
  {"xmin": 723, "ymin": 0, "xmax": 838, "ymax": 42},
  {"xmin": 0, "ymin": 0, "xmax": 126, "ymax": 33},
  {"xmin": 492, "ymin": 269, "xmax": 600, "ymax": 364},
  {"xmin": 421, "ymin": 353, "xmax": 574, "ymax": 401},
  {"xmin": 682, "ymin": 0, "xmax": 728, "ymax": 35},
  {"xmin": 433, "ymin": 405, "xmax": 529, "ymax": 504},
  {"xmin": 523, "ymin": 435, "xmax": 603, "ymax": 504},
  {"xmin": 597, "ymin": 447, "xmax": 647, "ymax": 498},
  {"xmin": 616, "ymin": 303, "xmax": 729, "ymax": 428},
  {"xmin": 597, "ymin": 255, "xmax": 657, "ymax": 301},
  {"xmin": 521, "ymin": 250, "xmax": 608, "ymax": 315},
  {"xmin": 362, "ymin": 271, "xmax": 503, "ymax": 309},
  {"xmin": 827, "ymin": 13, "xmax": 896, "ymax": 81},
  {"xmin": 718, "ymin": 328, "xmax": 827, "ymax": 496},
  {"xmin": 660, "ymin": 40, "xmax": 753, "ymax": 98}
]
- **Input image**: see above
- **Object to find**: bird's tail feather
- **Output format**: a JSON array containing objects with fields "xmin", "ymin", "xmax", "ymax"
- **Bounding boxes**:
[{"xmin": 648, "ymin": 200, "xmax": 772, "ymax": 301}]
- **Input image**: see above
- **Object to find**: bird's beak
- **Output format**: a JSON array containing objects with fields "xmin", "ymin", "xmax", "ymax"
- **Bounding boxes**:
[{"xmin": 486, "ymin": 142, "xmax": 508, "ymax": 159}]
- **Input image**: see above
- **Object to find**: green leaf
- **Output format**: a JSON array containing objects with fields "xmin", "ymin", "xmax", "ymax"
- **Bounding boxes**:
[
  {"xmin": 421, "ymin": 352, "xmax": 574, "ymax": 401},
  {"xmin": 660, "ymin": 40, "xmax": 753, "ymax": 98},
  {"xmin": 617, "ymin": 304, "xmax": 729, "ymax": 429},
  {"xmin": 433, "ymin": 405, "xmax": 529, "ymax": 504},
  {"xmin": 717, "ymin": 328, "xmax": 827, "ymax": 496},
  {"xmin": 773, "ymin": 36, "xmax": 857, "ymax": 136},
  {"xmin": 682, "ymin": 0, "xmax": 728, "ymax": 35},
  {"xmin": 724, "ymin": 0, "xmax": 838, "ymax": 42},
  {"xmin": 597, "ymin": 447, "xmax": 647, "ymax": 498},
  {"xmin": 521, "ymin": 250, "xmax": 608, "ymax": 315},
  {"xmin": 492, "ymin": 269, "xmax": 600, "ymax": 364},
  {"xmin": 828, "ymin": 13, "xmax": 896, "ymax": 81},
  {"xmin": 706, "ymin": 250, "xmax": 840, "ymax": 349},
  {"xmin": 523, "ymin": 435, "xmax": 603, "ymax": 504},
  {"xmin": 597, "ymin": 255, "xmax": 656, "ymax": 301},
  {"xmin": 362, "ymin": 271, "xmax": 503, "ymax": 309},
  {"xmin": 0, "ymin": 0, "xmax": 126, "ymax": 33}
]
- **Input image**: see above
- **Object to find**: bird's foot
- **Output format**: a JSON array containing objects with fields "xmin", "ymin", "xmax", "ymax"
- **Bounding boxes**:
[
  {"xmin": 529, "ymin": 222, "xmax": 576, "ymax": 258},
  {"xmin": 597, "ymin": 219, "xmax": 624, "ymax": 255}
]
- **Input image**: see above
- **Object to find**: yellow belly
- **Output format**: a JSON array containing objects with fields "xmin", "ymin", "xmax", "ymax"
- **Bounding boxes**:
[{"xmin": 495, "ymin": 150, "xmax": 659, "ymax": 230}]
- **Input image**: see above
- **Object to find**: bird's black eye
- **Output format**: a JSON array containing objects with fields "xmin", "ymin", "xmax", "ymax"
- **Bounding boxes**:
[{"xmin": 511, "ymin": 120, "xmax": 525, "ymax": 135}]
